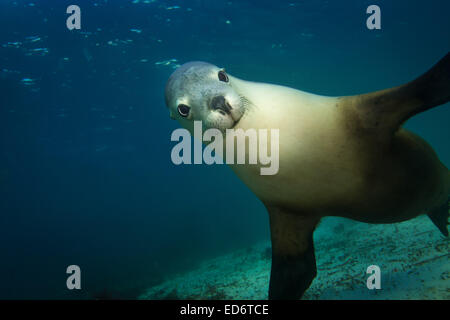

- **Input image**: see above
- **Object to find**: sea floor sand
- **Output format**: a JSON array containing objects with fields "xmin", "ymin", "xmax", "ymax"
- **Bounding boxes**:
[{"xmin": 139, "ymin": 215, "xmax": 449, "ymax": 300}]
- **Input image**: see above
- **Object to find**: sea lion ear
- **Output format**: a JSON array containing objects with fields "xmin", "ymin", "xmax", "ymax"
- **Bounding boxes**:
[{"xmin": 169, "ymin": 110, "xmax": 175, "ymax": 119}]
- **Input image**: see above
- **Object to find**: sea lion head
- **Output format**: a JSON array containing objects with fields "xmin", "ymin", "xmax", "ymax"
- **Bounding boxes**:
[{"xmin": 165, "ymin": 61, "xmax": 247, "ymax": 132}]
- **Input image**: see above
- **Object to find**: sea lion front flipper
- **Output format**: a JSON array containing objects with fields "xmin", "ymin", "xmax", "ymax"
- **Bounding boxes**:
[
  {"xmin": 266, "ymin": 206, "xmax": 319, "ymax": 300},
  {"xmin": 427, "ymin": 196, "xmax": 449, "ymax": 237},
  {"xmin": 339, "ymin": 52, "xmax": 450, "ymax": 133}
]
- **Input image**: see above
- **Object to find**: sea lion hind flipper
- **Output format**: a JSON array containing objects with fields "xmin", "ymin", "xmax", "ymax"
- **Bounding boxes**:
[
  {"xmin": 266, "ymin": 206, "xmax": 319, "ymax": 300},
  {"xmin": 427, "ymin": 196, "xmax": 449, "ymax": 237},
  {"xmin": 341, "ymin": 52, "xmax": 450, "ymax": 132}
]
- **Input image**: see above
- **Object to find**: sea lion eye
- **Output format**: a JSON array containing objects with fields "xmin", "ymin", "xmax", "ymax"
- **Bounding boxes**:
[
  {"xmin": 218, "ymin": 70, "xmax": 229, "ymax": 82},
  {"xmin": 177, "ymin": 104, "xmax": 190, "ymax": 117}
]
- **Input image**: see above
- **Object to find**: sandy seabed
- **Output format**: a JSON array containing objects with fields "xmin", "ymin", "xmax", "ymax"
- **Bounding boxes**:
[{"xmin": 139, "ymin": 215, "xmax": 449, "ymax": 300}]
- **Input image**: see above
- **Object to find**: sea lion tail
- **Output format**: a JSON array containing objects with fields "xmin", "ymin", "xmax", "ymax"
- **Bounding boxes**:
[
  {"xmin": 340, "ymin": 52, "xmax": 450, "ymax": 133},
  {"xmin": 427, "ymin": 196, "xmax": 449, "ymax": 237}
]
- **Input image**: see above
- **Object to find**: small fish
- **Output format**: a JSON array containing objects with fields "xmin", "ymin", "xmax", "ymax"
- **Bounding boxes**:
[
  {"xmin": 2, "ymin": 68, "xmax": 20, "ymax": 74},
  {"xmin": 26, "ymin": 36, "xmax": 41, "ymax": 42},
  {"xmin": 155, "ymin": 58, "xmax": 178, "ymax": 66},
  {"xmin": 2, "ymin": 41, "xmax": 22, "ymax": 48},
  {"xmin": 21, "ymin": 78, "xmax": 36, "ymax": 85},
  {"xmin": 25, "ymin": 47, "xmax": 49, "ymax": 56},
  {"xmin": 31, "ymin": 48, "xmax": 48, "ymax": 52}
]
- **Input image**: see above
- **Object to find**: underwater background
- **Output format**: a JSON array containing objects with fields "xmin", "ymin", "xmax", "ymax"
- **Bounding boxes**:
[{"xmin": 0, "ymin": 0, "xmax": 449, "ymax": 299}]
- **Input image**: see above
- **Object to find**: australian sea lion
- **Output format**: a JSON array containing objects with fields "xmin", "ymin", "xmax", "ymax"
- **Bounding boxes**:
[{"xmin": 164, "ymin": 54, "xmax": 450, "ymax": 299}]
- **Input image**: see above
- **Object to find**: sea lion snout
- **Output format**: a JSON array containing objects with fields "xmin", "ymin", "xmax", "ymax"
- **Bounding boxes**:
[{"xmin": 210, "ymin": 95, "xmax": 232, "ymax": 115}]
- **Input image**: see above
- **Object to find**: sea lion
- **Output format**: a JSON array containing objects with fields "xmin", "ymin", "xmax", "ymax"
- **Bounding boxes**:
[{"xmin": 164, "ymin": 54, "xmax": 450, "ymax": 299}]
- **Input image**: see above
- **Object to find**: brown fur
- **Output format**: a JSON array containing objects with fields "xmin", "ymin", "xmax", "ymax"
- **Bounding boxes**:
[{"xmin": 266, "ymin": 53, "xmax": 450, "ymax": 299}]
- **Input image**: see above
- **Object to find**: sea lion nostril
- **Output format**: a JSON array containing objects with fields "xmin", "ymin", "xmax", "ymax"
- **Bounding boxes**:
[
  {"xmin": 211, "ymin": 96, "xmax": 225, "ymax": 108},
  {"xmin": 211, "ymin": 96, "xmax": 231, "ymax": 113}
]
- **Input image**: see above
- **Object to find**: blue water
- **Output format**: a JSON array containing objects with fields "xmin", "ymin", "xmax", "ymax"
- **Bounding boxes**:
[{"xmin": 0, "ymin": 0, "xmax": 449, "ymax": 299}]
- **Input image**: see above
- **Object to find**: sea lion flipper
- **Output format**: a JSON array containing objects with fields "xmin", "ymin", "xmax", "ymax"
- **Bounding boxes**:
[
  {"xmin": 341, "ymin": 52, "xmax": 450, "ymax": 132},
  {"xmin": 427, "ymin": 196, "xmax": 449, "ymax": 237},
  {"xmin": 266, "ymin": 206, "xmax": 319, "ymax": 300}
]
